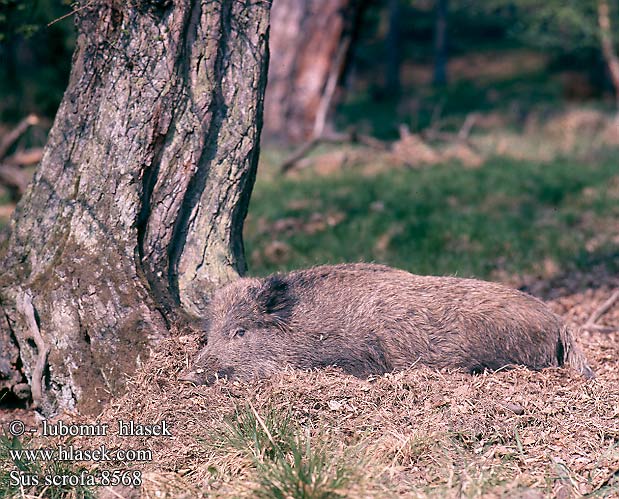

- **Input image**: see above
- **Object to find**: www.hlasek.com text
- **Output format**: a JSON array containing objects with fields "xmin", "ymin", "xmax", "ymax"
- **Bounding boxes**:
[{"xmin": 9, "ymin": 444, "xmax": 153, "ymax": 462}]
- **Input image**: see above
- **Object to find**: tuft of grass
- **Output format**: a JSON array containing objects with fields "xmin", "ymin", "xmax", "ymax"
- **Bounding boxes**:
[
  {"xmin": 221, "ymin": 405, "xmax": 296, "ymax": 462},
  {"xmin": 254, "ymin": 431, "xmax": 350, "ymax": 499},
  {"xmin": 217, "ymin": 405, "xmax": 355, "ymax": 499}
]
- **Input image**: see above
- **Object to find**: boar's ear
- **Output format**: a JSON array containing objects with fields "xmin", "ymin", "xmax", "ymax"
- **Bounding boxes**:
[{"xmin": 256, "ymin": 275, "xmax": 295, "ymax": 320}]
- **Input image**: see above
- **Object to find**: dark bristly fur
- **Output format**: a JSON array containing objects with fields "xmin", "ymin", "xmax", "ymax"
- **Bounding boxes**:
[{"xmin": 179, "ymin": 263, "xmax": 594, "ymax": 385}]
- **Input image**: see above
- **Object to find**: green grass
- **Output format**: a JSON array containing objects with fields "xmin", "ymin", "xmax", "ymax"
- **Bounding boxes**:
[
  {"xmin": 216, "ymin": 405, "xmax": 354, "ymax": 499},
  {"xmin": 220, "ymin": 405, "xmax": 296, "ymax": 462},
  {"xmin": 245, "ymin": 155, "xmax": 619, "ymax": 280}
]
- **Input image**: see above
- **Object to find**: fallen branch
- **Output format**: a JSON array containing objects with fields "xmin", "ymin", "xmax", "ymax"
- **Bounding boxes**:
[
  {"xmin": 0, "ymin": 114, "xmax": 39, "ymax": 160},
  {"xmin": 583, "ymin": 288, "xmax": 619, "ymax": 333},
  {"xmin": 0, "ymin": 163, "xmax": 31, "ymax": 201},
  {"xmin": 428, "ymin": 98, "xmax": 446, "ymax": 134},
  {"xmin": 398, "ymin": 123, "xmax": 412, "ymax": 140},
  {"xmin": 0, "ymin": 118, "xmax": 42, "ymax": 201},
  {"xmin": 280, "ymin": 138, "xmax": 321, "ymax": 173},
  {"xmin": 422, "ymin": 112, "xmax": 478, "ymax": 145},
  {"xmin": 457, "ymin": 112, "xmax": 479, "ymax": 141},
  {"xmin": 422, "ymin": 129, "xmax": 460, "ymax": 142},
  {"xmin": 281, "ymin": 110, "xmax": 482, "ymax": 174},
  {"xmin": 280, "ymin": 130, "xmax": 388, "ymax": 173},
  {"xmin": 6, "ymin": 147, "xmax": 44, "ymax": 166}
]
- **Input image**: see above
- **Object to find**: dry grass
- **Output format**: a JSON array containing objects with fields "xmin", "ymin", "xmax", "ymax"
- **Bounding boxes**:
[
  {"xmin": 283, "ymin": 108, "xmax": 618, "ymax": 177},
  {"xmin": 1, "ymin": 276, "xmax": 618, "ymax": 498},
  {"xmin": 68, "ymin": 273, "xmax": 619, "ymax": 499}
]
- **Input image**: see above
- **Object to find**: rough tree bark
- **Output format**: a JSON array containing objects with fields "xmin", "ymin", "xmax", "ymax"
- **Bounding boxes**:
[
  {"xmin": 0, "ymin": 0, "xmax": 271, "ymax": 416},
  {"xmin": 262, "ymin": 0, "xmax": 364, "ymax": 144}
]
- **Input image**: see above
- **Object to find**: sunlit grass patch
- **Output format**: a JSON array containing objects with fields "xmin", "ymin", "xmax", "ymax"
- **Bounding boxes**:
[
  {"xmin": 248, "ymin": 154, "xmax": 619, "ymax": 282},
  {"xmin": 215, "ymin": 404, "xmax": 356, "ymax": 499}
]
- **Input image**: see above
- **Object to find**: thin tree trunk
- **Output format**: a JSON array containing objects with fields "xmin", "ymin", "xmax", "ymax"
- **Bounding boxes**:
[
  {"xmin": 433, "ymin": 0, "xmax": 448, "ymax": 87},
  {"xmin": 597, "ymin": 0, "xmax": 619, "ymax": 112},
  {"xmin": 0, "ymin": 0, "xmax": 271, "ymax": 416},
  {"xmin": 385, "ymin": 0, "xmax": 401, "ymax": 96},
  {"xmin": 263, "ymin": 0, "xmax": 364, "ymax": 144}
]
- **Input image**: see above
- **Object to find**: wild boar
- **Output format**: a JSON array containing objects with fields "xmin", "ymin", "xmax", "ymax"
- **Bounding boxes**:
[{"xmin": 179, "ymin": 263, "xmax": 594, "ymax": 385}]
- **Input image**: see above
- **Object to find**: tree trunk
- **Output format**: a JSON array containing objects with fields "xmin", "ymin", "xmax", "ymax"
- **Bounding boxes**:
[
  {"xmin": 385, "ymin": 0, "xmax": 401, "ymax": 96},
  {"xmin": 263, "ymin": 0, "xmax": 364, "ymax": 144},
  {"xmin": 433, "ymin": 0, "xmax": 448, "ymax": 87},
  {"xmin": 0, "ymin": 0, "xmax": 271, "ymax": 416},
  {"xmin": 597, "ymin": 0, "xmax": 619, "ymax": 112}
]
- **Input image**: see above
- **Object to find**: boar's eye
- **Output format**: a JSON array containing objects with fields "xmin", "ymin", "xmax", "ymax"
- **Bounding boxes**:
[{"xmin": 232, "ymin": 328, "xmax": 246, "ymax": 338}]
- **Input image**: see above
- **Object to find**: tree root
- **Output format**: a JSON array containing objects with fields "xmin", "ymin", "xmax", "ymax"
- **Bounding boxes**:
[{"xmin": 15, "ymin": 290, "xmax": 50, "ymax": 409}]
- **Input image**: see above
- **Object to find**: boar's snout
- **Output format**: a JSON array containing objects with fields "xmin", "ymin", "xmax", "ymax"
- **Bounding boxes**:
[{"xmin": 179, "ymin": 366, "xmax": 235, "ymax": 386}]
